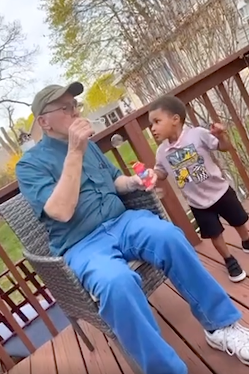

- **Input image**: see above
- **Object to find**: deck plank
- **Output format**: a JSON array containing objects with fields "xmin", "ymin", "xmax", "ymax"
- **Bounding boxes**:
[
  {"xmin": 196, "ymin": 238, "xmax": 249, "ymax": 275},
  {"xmin": 52, "ymin": 325, "xmax": 87, "ymax": 374},
  {"xmin": 150, "ymin": 283, "xmax": 249, "ymax": 374},
  {"xmin": 223, "ymin": 225, "xmax": 248, "ymax": 248},
  {"xmin": 197, "ymin": 252, "xmax": 249, "ymax": 311},
  {"xmin": 106, "ymin": 338, "xmax": 135, "ymax": 374},
  {"xmin": 6, "ymin": 357, "xmax": 30, "ymax": 374},
  {"xmin": 77, "ymin": 320, "xmax": 124, "ymax": 374},
  {"xmin": 151, "ymin": 307, "xmax": 213, "ymax": 374},
  {"xmin": 30, "ymin": 341, "xmax": 56, "ymax": 374}
]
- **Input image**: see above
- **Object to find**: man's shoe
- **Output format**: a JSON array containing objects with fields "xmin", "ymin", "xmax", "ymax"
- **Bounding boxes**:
[{"xmin": 205, "ymin": 323, "xmax": 249, "ymax": 365}]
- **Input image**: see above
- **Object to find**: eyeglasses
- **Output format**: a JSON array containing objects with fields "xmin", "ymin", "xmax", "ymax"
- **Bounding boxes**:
[{"xmin": 41, "ymin": 99, "xmax": 83, "ymax": 115}]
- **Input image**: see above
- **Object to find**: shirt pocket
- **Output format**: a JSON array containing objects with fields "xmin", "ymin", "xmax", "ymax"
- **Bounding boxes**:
[{"xmin": 83, "ymin": 164, "xmax": 112, "ymax": 188}]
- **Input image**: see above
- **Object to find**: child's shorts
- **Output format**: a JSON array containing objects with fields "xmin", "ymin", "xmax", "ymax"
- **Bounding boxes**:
[{"xmin": 190, "ymin": 186, "xmax": 248, "ymax": 239}]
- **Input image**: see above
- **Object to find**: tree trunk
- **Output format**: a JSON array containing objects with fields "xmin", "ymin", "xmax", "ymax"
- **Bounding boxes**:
[{"xmin": 0, "ymin": 127, "xmax": 20, "ymax": 154}]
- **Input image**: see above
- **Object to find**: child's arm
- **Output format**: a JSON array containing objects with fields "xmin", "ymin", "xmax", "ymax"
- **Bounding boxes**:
[
  {"xmin": 154, "ymin": 148, "xmax": 168, "ymax": 181},
  {"xmin": 198, "ymin": 123, "xmax": 230, "ymax": 152},
  {"xmin": 210, "ymin": 123, "xmax": 231, "ymax": 152},
  {"xmin": 154, "ymin": 169, "xmax": 168, "ymax": 181}
]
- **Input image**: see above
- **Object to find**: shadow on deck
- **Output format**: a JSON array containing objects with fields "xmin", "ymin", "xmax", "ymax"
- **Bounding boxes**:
[{"xmin": 7, "ymin": 207, "xmax": 249, "ymax": 374}]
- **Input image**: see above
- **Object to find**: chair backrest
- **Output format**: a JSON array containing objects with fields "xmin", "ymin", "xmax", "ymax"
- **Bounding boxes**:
[{"xmin": 0, "ymin": 194, "xmax": 50, "ymax": 257}]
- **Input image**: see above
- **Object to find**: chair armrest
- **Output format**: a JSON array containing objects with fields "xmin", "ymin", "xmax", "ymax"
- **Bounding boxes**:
[{"xmin": 120, "ymin": 190, "xmax": 168, "ymax": 220}]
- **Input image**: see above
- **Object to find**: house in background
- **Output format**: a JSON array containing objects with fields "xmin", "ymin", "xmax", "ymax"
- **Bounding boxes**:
[{"xmin": 87, "ymin": 94, "xmax": 142, "ymax": 134}]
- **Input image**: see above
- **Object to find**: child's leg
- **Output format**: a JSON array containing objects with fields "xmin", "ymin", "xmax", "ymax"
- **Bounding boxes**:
[
  {"xmin": 191, "ymin": 203, "xmax": 246, "ymax": 282},
  {"xmin": 216, "ymin": 186, "xmax": 249, "ymax": 253},
  {"xmin": 235, "ymin": 224, "xmax": 249, "ymax": 241},
  {"xmin": 211, "ymin": 233, "xmax": 232, "ymax": 258},
  {"xmin": 234, "ymin": 224, "xmax": 249, "ymax": 253}
]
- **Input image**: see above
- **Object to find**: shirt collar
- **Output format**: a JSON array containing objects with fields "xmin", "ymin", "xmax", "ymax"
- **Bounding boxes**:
[
  {"xmin": 41, "ymin": 134, "xmax": 68, "ymax": 150},
  {"xmin": 165, "ymin": 125, "xmax": 190, "ymax": 151}
]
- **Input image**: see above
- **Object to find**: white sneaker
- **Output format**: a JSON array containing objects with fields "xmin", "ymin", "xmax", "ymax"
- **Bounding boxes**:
[{"xmin": 205, "ymin": 323, "xmax": 249, "ymax": 365}]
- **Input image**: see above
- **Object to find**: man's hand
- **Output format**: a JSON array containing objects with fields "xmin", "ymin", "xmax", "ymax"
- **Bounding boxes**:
[
  {"xmin": 129, "ymin": 169, "xmax": 158, "ymax": 192},
  {"xmin": 68, "ymin": 118, "xmax": 94, "ymax": 153},
  {"xmin": 210, "ymin": 123, "xmax": 226, "ymax": 138}
]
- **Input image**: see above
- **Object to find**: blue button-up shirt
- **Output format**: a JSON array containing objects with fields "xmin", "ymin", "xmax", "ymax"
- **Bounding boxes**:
[{"xmin": 16, "ymin": 136, "xmax": 125, "ymax": 256}]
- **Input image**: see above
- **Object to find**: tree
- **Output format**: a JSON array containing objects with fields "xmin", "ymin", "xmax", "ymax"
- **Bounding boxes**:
[
  {"xmin": 41, "ymin": 0, "xmax": 121, "ymax": 83},
  {"xmin": 0, "ymin": 15, "xmax": 37, "ymax": 157},
  {"xmin": 43, "ymin": 0, "xmax": 248, "ymax": 102},
  {"xmin": 14, "ymin": 113, "xmax": 34, "ymax": 133},
  {"xmin": 0, "ymin": 16, "xmax": 37, "ymax": 107},
  {"xmin": 84, "ymin": 73, "xmax": 125, "ymax": 112}
]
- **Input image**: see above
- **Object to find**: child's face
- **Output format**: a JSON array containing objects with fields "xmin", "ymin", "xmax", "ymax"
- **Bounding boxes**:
[{"xmin": 149, "ymin": 108, "xmax": 181, "ymax": 142}]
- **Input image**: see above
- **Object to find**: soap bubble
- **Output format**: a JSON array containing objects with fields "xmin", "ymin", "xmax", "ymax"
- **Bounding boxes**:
[{"xmin": 111, "ymin": 134, "xmax": 124, "ymax": 148}]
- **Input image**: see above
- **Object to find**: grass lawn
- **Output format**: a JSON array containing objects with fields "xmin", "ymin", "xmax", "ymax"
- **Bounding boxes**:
[
  {"xmin": 0, "ymin": 220, "xmax": 26, "ymax": 302},
  {"xmin": 0, "ymin": 220, "xmax": 23, "ymax": 274}
]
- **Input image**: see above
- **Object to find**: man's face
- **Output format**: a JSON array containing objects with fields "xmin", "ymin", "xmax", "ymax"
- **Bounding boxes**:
[{"xmin": 38, "ymin": 92, "xmax": 81, "ymax": 137}]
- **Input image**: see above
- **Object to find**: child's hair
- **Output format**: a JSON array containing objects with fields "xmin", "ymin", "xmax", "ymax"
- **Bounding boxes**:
[{"xmin": 149, "ymin": 95, "xmax": 186, "ymax": 124}]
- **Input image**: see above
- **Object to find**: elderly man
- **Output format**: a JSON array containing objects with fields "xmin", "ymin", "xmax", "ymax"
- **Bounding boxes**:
[{"xmin": 16, "ymin": 82, "xmax": 249, "ymax": 374}]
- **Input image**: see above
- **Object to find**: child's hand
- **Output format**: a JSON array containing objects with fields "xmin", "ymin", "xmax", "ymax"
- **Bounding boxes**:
[
  {"xmin": 128, "ymin": 169, "xmax": 158, "ymax": 192},
  {"xmin": 145, "ymin": 169, "xmax": 158, "ymax": 191},
  {"xmin": 210, "ymin": 123, "xmax": 226, "ymax": 137}
]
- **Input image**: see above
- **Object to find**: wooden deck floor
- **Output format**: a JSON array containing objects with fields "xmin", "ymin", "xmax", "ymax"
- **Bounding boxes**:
[{"xmin": 7, "ymin": 206, "xmax": 249, "ymax": 374}]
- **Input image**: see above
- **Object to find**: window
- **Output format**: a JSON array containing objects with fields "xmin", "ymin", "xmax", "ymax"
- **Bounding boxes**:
[
  {"xmin": 238, "ymin": 0, "xmax": 249, "ymax": 21},
  {"xmin": 107, "ymin": 110, "xmax": 120, "ymax": 124}
]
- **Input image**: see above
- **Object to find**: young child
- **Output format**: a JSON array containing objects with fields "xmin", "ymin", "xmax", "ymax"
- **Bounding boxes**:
[{"xmin": 149, "ymin": 95, "xmax": 249, "ymax": 282}]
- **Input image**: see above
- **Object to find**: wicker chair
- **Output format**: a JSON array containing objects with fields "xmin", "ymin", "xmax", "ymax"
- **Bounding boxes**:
[{"xmin": 0, "ymin": 190, "xmax": 167, "ymax": 373}]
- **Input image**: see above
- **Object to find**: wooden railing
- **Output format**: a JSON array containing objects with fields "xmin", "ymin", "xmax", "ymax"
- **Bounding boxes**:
[{"xmin": 1, "ymin": 45, "xmax": 249, "ymax": 370}]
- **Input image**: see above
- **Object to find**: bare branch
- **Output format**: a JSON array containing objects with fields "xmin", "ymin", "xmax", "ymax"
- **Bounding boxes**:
[{"xmin": 0, "ymin": 99, "xmax": 31, "ymax": 106}]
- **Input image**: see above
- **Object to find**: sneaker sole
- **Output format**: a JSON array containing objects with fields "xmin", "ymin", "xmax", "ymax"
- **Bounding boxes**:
[
  {"xmin": 206, "ymin": 336, "xmax": 249, "ymax": 366},
  {"xmin": 229, "ymin": 270, "xmax": 247, "ymax": 283}
]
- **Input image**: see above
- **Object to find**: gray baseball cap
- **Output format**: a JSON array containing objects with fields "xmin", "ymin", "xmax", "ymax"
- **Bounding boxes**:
[{"xmin": 31, "ymin": 82, "xmax": 84, "ymax": 117}]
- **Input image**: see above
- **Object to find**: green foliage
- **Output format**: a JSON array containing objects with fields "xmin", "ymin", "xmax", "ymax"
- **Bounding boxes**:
[
  {"xmin": 0, "ymin": 113, "xmax": 33, "ymax": 189},
  {"xmin": 84, "ymin": 73, "xmax": 125, "ymax": 112},
  {"xmin": 0, "ymin": 220, "xmax": 23, "ymax": 273},
  {"xmin": 14, "ymin": 113, "xmax": 34, "ymax": 133},
  {"xmin": 41, "ymin": 0, "xmax": 118, "ymax": 80}
]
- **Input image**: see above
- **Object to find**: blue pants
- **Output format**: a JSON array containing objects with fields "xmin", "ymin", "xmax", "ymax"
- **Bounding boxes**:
[{"xmin": 64, "ymin": 210, "xmax": 241, "ymax": 374}]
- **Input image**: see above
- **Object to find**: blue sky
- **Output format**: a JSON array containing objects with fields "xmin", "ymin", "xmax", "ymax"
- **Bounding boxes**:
[{"xmin": 0, "ymin": 0, "xmax": 66, "ymax": 122}]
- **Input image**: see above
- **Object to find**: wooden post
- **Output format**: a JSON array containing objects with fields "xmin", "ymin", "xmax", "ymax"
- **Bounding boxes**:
[
  {"xmin": 0, "ymin": 245, "xmax": 58, "ymax": 337},
  {"xmin": 218, "ymin": 82, "xmax": 249, "ymax": 155},
  {"xmin": 202, "ymin": 92, "xmax": 249, "ymax": 191},
  {"xmin": 0, "ymin": 343, "xmax": 15, "ymax": 371},
  {"xmin": 0, "ymin": 298, "xmax": 36, "ymax": 353}
]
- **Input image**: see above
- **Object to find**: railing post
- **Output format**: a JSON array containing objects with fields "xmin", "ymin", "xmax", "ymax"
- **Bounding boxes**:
[
  {"xmin": 0, "ymin": 298, "xmax": 36, "ymax": 353},
  {"xmin": 0, "ymin": 344, "xmax": 15, "ymax": 371},
  {"xmin": 124, "ymin": 119, "xmax": 200, "ymax": 246},
  {"xmin": 202, "ymin": 92, "xmax": 249, "ymax": 192},
  {"xmin": 0, "ymin": 245, "xmax": 58, "ymax": 337},
  {"xmin": 218, "ymin": 82, "xmax": 249, "ymax": 155}
]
